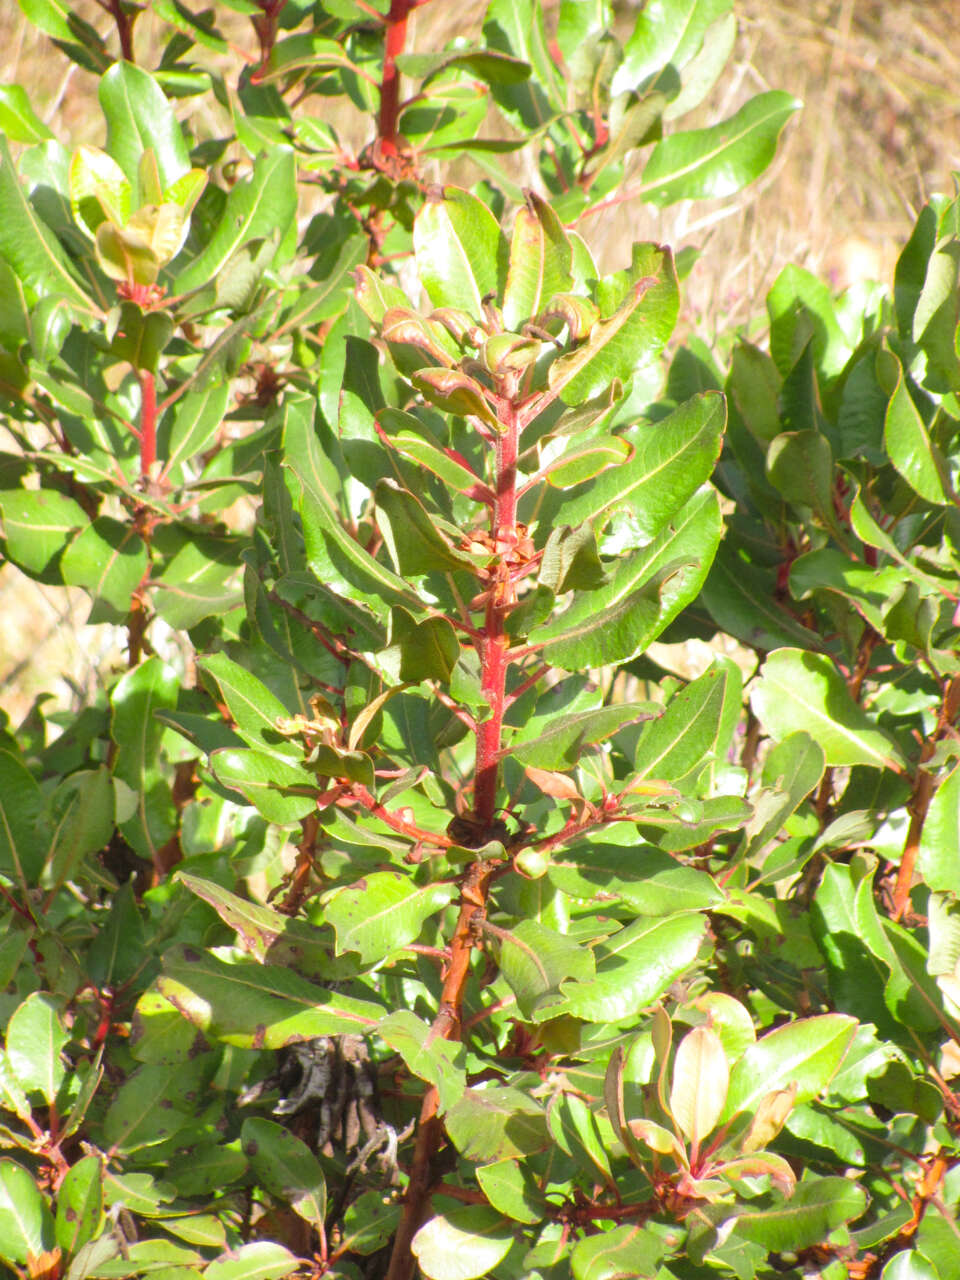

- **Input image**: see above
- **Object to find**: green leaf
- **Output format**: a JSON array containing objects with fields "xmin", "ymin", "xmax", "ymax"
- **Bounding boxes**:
[
  {"xmin": 411, "ymin": 1206, "xmax": 513, "ymax": 1280},
  {"xmin": 283, "ymin": 395, "xmax": 422, "ymax": 618},
  {"xmin": 0, "ymin": 749, "xmax": 44, "ymax": 887},
  {"xmin": 511, "ymin": 702, "xmax": 651, "ymax": 770},
  {"xmin": 750, "ymin": 649, "xmax": 907, "ymax": 770},
  {"xmin": 198, "ymin": 654, "xmax": 301, "ymax": 764},
  {"xmin": 324, "ymin": 872, "xmax": 455, "ymax": 965},
  {"xmin": 641, "ymin": 91, "xmax": 800, "ymax": 205},
  {"xmin": 614, "ymin": 0, "xmax": 734, "ymax": 92},
  {"xmin": 0, "ymin": 136, "xmax": 94, "ymax": 309},
  {"xmin": 546, "ymin": 245, "xmax": 679, "ymax": 405},
  {"xmin": 99, "ymin": 62, "xmax": 190, "ymax": 191},
  {"xmin": 475, "ymin": 1160, "xmax": 544, "ymax": 1225},
  {"xmin": 174, "ymin": 874, "xmax": 336, "ymax": 979},
  {"xmin": 720, "ymin": 1013, "xmax": 858, "ymax": 1123},
  {"xmin": 543, "ymin": 913, "xmax": 707, "ymax": 1022},
  {"xmin": 55, "ymin": 1156, "xmax": 103, "ymax": 1255},
  {"xmin": 240, "ymin": 1118, "xmax": 325, "ymax": 1228},
  {"xmin": 502, "ymin": 191, "xmax": 573, "ymax": 330},
  {"xmin": 375, "ymin": 481, "xmax": 473, "ymax": 576},
  {"xmin": 396, "ymin": 47, "xmax": 532, "ymax": 87},
  {"xmin": 384, "ymin": 608, "xmax": 460, "ymax": 684},
  {"xmin": 158, "ymin": 945, "xmax": 382, "ymax": 1047},
  {"xmin": 530, "ymin": 486, "xmax": 721, "ymax": 669},
  {"xmin": 700, "ymin": 541, "xmax": 824, "ymax": 652},
  {"xmin": 570, "ymin": 1222, "xmax": 664, "ymax": 1280},
  {"xmin": 549, "ymin": 844, "xmax": 722, "ymax": 914},
  {"xmin": 110, "ymin": 657, "xmax": 179, "ymax": 861},
  {"xmin": 378, "ymin": 1011, "xmax": 466, "ymax": 1112},
  {"xmin": 41, "ymin": 766, "xmax": 114, "ymax": 893},
  {"xmin": 536, "ymin": 391, "xmax": 725, "ymax": 538},
  {"xmin": 733, "ymin": 1177, "xmax": 867, "ymax": 1250},
  {"xmin": 495, "ymin": 919, "xmax": 595, "ymax": 1017},
  {"xmin": 175, "ymin": 148, "xmax": 296, "ymax": 293},
  {"xmin": 413, "ymin": 186, "xmax": 508, "ymax": 317},
  {"xmin": 768, "ymin": 263, "xmax": 852, "ymax": 379},
  {"xmin": 0, "ymin": 1159, "xmax": 55, "ymax": 1266},
  {"xmin": 445, "ymin": 1087, "xmax": 548, "ymax": 1163},
  {"xmin": 633, "ymin": 658, "xmax": 740, "ymax": 785},
  {"xmin": 0, "ymin": 85, "xmax": 54, "ymax": 144},
  {"xmin": 204, "ymin": 1243, "xmax": 298, "ymax": 1280},
  {"xmin": 5, "ymin": 993, "xmax": 68, "ymax": 1104},
  {"xmin": 766, "ymin": 430, "xmax": 838, "ymax": 525},
  {"xmin": 159, "ymin": 380, "xmax": 231, "ymax": 485},
  {"xmin": 878, "ymin": 346, "xmax": 953, "ymax": 504},
  {"xmin": 209, "ymin": 748, "xmax": 316, "ymax": 826},
  {"xmin": 61, "ymin": 518, "xmax": 148, "ymax": 622},
  {"xmin": 741, "ymin": 732, "xmax": 825, "ymax": 864},
  {"xmin": 0, "ymin": 487, "xmax": 87, "ymax": 575},
  {"xmin": 919, "ymin": 763, "xmax": 960, "ymax": 895}
]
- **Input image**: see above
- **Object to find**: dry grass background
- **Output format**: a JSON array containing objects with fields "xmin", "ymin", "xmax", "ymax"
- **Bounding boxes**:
[{"xmin": 1, "ymin": 0, "xmax": 959, "ymax": 724}]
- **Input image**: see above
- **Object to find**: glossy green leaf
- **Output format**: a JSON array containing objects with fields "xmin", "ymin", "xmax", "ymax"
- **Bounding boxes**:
[
  {"xmin": 158, "ymin": 945, "xmax": 382, "ymax": 1047},
  {"xmin": 411, "ymin": 1206, "xmax": 513, "ymax": 1280},
  {"xmin": 204, "ymin": 1242, "xmax": 299, "ymax": 1280},
  {"xmin": 324, "ymin": 872, "xmax": 455, "ymax": 964},
  {"xmin": 5, "ymin": 993, "xmax": 68, "ymax": 1104},
  {"xmin": 530, "ymin": 486, "xmax": 721, "ymax": 668},
  {"xmin": 721, "ymin": 1014, "xmax": 858, "ymax": 1122},
  {"xmin": 633, "ymin": 658, "xmax": 740, "ymax": 785},
  {"xmin": 734, "ymin": 1177, "xmax": 867, "ymax": 1250},
  {"xmin": 495, "ymin": 919, "xmax": 595, "ymax": 1017},
  {"xmin": 511, "ymin": 702, "xmax": 652, "ymax": 770},
  {"xmin": 55, "ymin": 1156, "xmax": 102, "ymax": 1255},
  {"xmin": 700, "ymin": 541, "xmax": 823, "ymax": 652},
  {"xmin": 159, "ymin": 380, "xmax": 231, "ymax": 484},
  {"xmin": 375, "ymin": 481, "xmax": 473, "ymax": 576},
  {"xmin": 175, "ymin": 148, "xmax": 296, "ymax": 293},
  {"xmin": 0, "ymin": 487, "xmax": 86, "ymax": 575},
  {"xmin": 174, "ymin": 875, "xmax": 336, "ymax": 979},
  {"xmin": 0, "ymin": 749, "xmax": 44, "ymax": 887},
  {"xmin": 99, "ymin": 63, "xmax": 190, "ymax": 191},
  {"xmin": 741, "ymin": 732, "xmax": 825, "ymax": 864},
  {"xmin": 641, "ymin": 91, "xmax": 800, "ymax": 205},
  {"xmin": 549, "ymin": 844, "xmax": 722, "ymax": 914},
  {"xmin": 475, "ymin": 1160, "xmax": 544, "ymax": 1225},
  {"xmin": 61, "ymin": 518, "xmax": 147, "ymax": 622},
  {"xmin": 110, "ymin": 657, "xmax": 179, "ymax": 861},
  {"xmin": 542, "ymin": 913, "xmax": 707, "ymax": 1022},
  {"xmin": 241, "ymin": 1118, "xmax": 325, "ymax": 1228},
  {"xmin": 570, "ymin": 1223, "xmax": 665, "ymax": 1280},
  {"xmin": 0, "ymin": 85, "xmax": 54, "ymax": 143},
  {"xmin": 766, "ymin": 430, "xmax": 837, "ymax": 523},
  {"xmin": 41, "ymin": 766, "xmax": 114, "ymax": 892},
  {"xmin": 614, "ymin": 0, "xmax": 734, "ymax": 92},
  {"xmin": 413, "ymin": 186, "xmax": 508, "ymax": 317},
  {"xmin": 384, "ymin": 608, "xmax": 460, "ymax": 684},
  {"xmin": 878, "ymin": 346, "xmax": 953, "ymax": 503},
  {"xmin": 209, "ymin": 748, "xmax": 316, "ymax": 825},
  {"xmin": 547, "ymin": 246, "xmax": 679, "ymax": 405},
  {"xmin": 445, "ymin": 1087, "xmax": 548, "ymax": 1163},
  {"xmin": 919, "ymin": 763, "xmax": 960, "ymax": 895},
  {"xmin": 0, "ymin": 1159, "xmax": 55, "ymax": 1266},
  {"xmin": 198, "ymin": 654, "xmax": 301, "ymax": 764},
  {"xmin": 751, "ymin": 649, "xmax": 907, "ymax": 770},
  {"xmin": 0, "ymin": 136, "xmax": 94, "ymax": 309},
  {"xmin": 378, "ymin": 1011, "xmax": 466, "ymax": 1112}
]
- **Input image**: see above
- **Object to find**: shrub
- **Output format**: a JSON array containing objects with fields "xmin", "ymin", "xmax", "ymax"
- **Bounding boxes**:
[{"xmin": 0, "ymin": 3, "xmax": 958, "ymax": 1279}]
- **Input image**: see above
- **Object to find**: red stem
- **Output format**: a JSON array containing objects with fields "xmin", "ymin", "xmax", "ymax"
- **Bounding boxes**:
[
  {"xmin": 473, "ymin": 406, "xmax": 519, "ymax": 829},
  {"xmin": 378, "ymin": 0, "xmax": 433, "ymax": 155},
  {"xmin": 138, "ymin": 370, "xmax": 157, "ymax": 481}
]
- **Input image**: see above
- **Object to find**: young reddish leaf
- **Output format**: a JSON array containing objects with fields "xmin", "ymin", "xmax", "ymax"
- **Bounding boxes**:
[{"xmin": 669, "ymin": 1026, "xmax": 729, "ymax": 1149}]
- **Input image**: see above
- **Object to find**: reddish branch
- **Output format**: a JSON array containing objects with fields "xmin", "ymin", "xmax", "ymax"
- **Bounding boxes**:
[
  {"xmin": 892, "ymin": 675, "xmax": 960, "ymax": 919},
  {"xmin": 384, "ymin": 383, "xmax": 522, "ymax": 1280}
]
